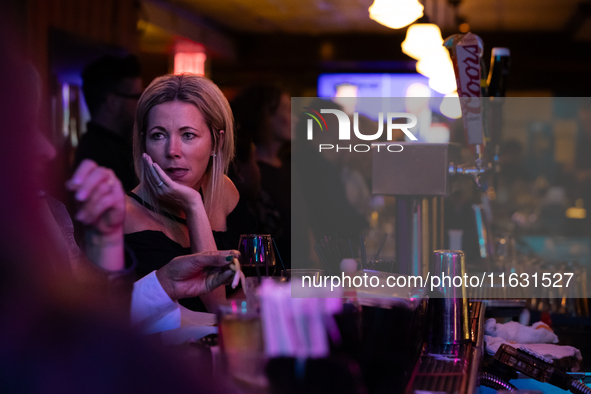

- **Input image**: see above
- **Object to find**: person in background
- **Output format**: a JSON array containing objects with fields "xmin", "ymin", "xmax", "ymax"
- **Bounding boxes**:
[
  {"xmin": 229, "ymin": 131, "xmax": 261, "ymax": 208},
  {"xmin": 228, "ymin": 129, "xmax": 263, "ymax": 231},
  {"xmin": 125, "ymin": 73, "xmax": 245, "ymax": 312},
  {"xmin": 74, "ymin": 54, "xmax": 143, "ymax": 192},
  {"xmin": 231, "ymin": 84, "xmax": 292, "ymax": 267},
  {"xmin": 574, "ymin": 99, "xmax": 591, "ymax": 234},
  {"xmin": 484, "ymin": 139, "xmax": 529, "ymax": 232},
  {"xmin": 291, "ymin": 98, "xmax": 368, "ymax": 245}
]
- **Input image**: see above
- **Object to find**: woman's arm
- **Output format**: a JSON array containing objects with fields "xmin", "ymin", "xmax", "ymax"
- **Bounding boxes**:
[
  {"xmin": 196, "ymin": 177, "xmax": 242, "ymax": 309},
  {"xmin": 194, "ymin": 177, "xmax": 240, "ymax": 310},
  {"xmin": 141, "ymin": 155, "xmax": 244, "ymax": 311},
  {"xmin": 189, "ymin": 177, "xmax": 240, "ymax": 310},
  {"xmin": 141, "ymin": 153, "xmax": 216, "ymax": 253},
  {"xmin": 184, "ymin": 195, "xmax": 217, "ymax": 253}
]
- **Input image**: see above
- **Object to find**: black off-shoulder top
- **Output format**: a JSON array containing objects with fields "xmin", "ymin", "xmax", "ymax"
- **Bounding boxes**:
[{"xmin": 125, "ymin": 192, "xmax": 256, "ymax": 312}]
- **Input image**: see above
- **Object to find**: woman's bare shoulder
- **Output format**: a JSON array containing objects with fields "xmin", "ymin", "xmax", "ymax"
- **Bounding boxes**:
[
  {"xmin": 124, "ymin": 195, "xmax": 160, "ymax": 234},
  {"xmin": 222, "ymin": 175, "xmax": 240, "ymax": 215}
]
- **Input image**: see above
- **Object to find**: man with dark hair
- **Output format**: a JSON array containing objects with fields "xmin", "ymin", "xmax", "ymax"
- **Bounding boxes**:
[{"xmin": 74, "ymin": 55, "xmax": 142, "ymax": 191}]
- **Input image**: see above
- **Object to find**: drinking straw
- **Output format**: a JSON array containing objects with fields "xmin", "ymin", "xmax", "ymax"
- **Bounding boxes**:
[
  {"xmin": 254, "ymin": 237, "xmax": 262, "ymax": 282},
  {"xmin": 254, "ymin": 260, "xmax": 262, "ymax": 284},
  {"xmin": 325, "ymin": 238, "xmax": 337, "ymax": 274},
  {"xmin": 322, "ymin": 237, "xmax": 335, "ymax": 273},
  {"xmin": 328, "ymin": 236, "xmax": 339, "ymax": 269},
  {"xmin": 348, "ymin": 239, "xmax": 354, "ymax": 258},
  {"xmin": 272, "ymin": 238, "xmax": 286, "ymax": 272},
  {"xmin": 264, "ymin": 237, "xmax": 269, "ymax": 277},
  {"xmin": 338, "ymin": 239, "xmax": 347, "ymax": 261},
  {"xmin": 337, "ymin": 238, "xmax": 346, "ymax": 264},
  {"xmin": 331, "ymin": 237, "xmax": 341, "ymax": 273},
  {"xmin": 314, "ymin": 244, "xmax": 332, "ymax": 275},
  {"xmin": 360, "ymin": 235, "xmax": 366, "ymax": 269},
  {"xmin": 374, "ymin": 233, "xmax": 388, "ymax": 261},
  {"xmin": 314, "ymin": 243, "xmax": 326, "ymax": 273}
]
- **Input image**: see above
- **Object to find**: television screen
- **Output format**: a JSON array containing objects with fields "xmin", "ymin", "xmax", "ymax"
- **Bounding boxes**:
[{"xmin": 316, "ymin": 73, "xmax": 454, "ymax": 143}]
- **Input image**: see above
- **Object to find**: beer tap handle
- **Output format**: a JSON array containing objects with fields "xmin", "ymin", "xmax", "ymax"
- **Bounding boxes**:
[{"xmin": 445, "ymin": 32, "xmax": 485, "ymax": 150}]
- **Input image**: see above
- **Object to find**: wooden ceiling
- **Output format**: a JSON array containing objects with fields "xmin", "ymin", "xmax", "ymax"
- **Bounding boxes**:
[
  {"xmin": 136, "ymin": 0, "xmax": 591, "ymax": 96},
  {"xmin": 159, "ymin": 0, "xmax": 583, "ymax": 34}
]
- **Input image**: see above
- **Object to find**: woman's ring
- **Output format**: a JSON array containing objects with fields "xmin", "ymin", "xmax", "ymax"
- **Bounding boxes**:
[{"xmin": 157, "ymin": 181, "xmax": 164, "ymax": 187}]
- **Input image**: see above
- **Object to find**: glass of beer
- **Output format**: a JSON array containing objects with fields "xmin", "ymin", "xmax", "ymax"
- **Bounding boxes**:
[{"xmin": 217, "ymin": 301, "xmax": 266, "ymax": 387}]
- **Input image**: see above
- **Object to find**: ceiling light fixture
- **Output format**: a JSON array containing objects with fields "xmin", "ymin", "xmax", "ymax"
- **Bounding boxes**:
[
  {"xmin": 426, "ymin": 61, "xmax": 457, "ymax": 94},
  {"xmin": 415, "ymin": 47, "xmax": 450, "ymax": 76},
  {"xmin": 400, "ymin": 21, "xmax": 457, "ymax": 94},
  {"xmin": 369, "ymin": 0, "xmax": 424, "ymax": 29},
  {"xmin": 401, "ymin": 23, "xmax": 444, "ymax": 60}
]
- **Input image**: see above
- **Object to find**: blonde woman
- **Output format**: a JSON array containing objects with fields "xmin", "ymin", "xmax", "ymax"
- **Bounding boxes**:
[{"xmin": 124, "ymin": 74, "xmax": 241, "ymax": 312}]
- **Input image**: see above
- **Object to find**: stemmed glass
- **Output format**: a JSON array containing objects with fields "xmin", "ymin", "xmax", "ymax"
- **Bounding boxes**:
[{"xmin": 238, "ymin": 234, "xmax": 276, "ymax": 277}]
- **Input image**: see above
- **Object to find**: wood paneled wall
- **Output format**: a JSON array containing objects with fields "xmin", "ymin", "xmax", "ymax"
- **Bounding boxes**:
[{"xmin": 25, "ymin": 0, "xmax": 139, "ymax": 84}]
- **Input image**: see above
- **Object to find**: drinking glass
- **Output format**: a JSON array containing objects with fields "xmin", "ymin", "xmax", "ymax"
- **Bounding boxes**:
[
  {"xmin": 217, "ymin": 301, "xmax": 267, "ymax": 388},
  {"xmin": 238, "ymin": 234, "xmax": 276, "ymax": 277}
]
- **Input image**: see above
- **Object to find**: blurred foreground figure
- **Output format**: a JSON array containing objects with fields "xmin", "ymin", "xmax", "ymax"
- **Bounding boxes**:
[
  {"xmin": 0, "ymin": 20, "xmax": 232, "ymax": 393},
  {"xmin": 23, "ymin": 60, "xmax": 239, "ymax": 334}
]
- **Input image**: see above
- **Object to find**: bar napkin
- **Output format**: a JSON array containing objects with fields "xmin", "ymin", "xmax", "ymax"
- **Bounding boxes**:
[{"xmin": 259, "ymin": 278, "xmax": 343, "ymax": 359}]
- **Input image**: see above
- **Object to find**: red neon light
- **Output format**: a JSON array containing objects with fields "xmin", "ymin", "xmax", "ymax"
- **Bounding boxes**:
[{"xmin": 174, "ymin": 52, "xmax": 206, "ymax": 76}]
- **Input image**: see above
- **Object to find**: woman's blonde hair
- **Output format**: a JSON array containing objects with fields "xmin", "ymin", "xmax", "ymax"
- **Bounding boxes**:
[{"xmin": 133, "ymin": 73, "xmax": 234, "ymax": 220}]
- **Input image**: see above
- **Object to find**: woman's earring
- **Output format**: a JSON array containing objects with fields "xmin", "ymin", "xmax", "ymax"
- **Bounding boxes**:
[{"xmin": 211, "ymin": 151, "xmax": 216, "ymax": 157}]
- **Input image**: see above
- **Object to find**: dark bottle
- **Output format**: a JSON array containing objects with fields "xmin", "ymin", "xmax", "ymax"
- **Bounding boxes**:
[{"xmin": 486, "ymin": 47, "xmax": 510, "ymax": 97}]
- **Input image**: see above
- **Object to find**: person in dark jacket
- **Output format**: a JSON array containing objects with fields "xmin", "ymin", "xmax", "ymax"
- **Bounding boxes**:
[{"xmin": 74, "ymin": 54, "xmax": 143, "ymax": 191}]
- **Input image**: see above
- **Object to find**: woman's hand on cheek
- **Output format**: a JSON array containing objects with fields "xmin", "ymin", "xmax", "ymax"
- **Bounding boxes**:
[{"xmin": 143, "ymin": 153, "xmax": 203, "ymax": 211}]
